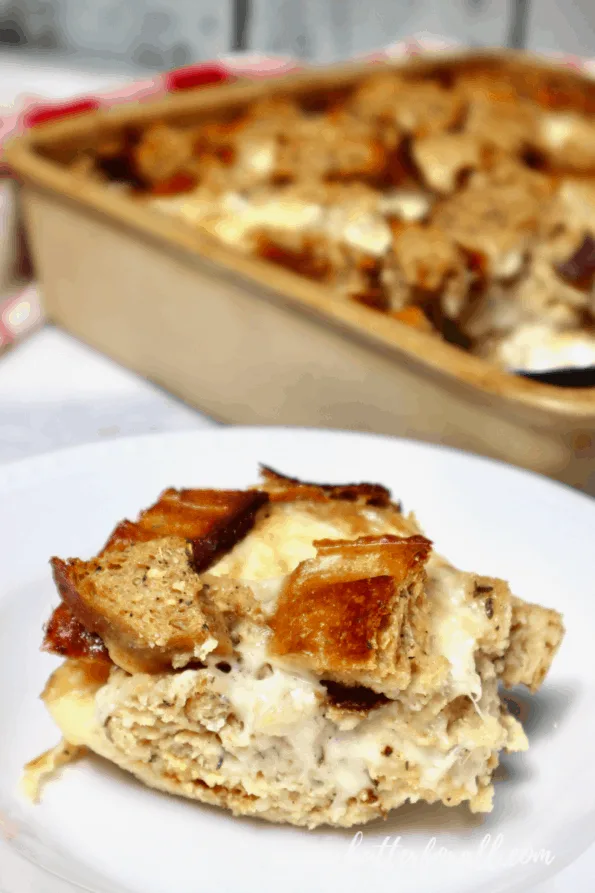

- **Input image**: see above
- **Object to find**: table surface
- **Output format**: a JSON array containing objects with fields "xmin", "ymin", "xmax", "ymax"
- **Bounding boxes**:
[
  {"xmin": 0, "ymin": 54, "xmax": 592, "ymax": 893},
  {"xmin": 0, "ymin": 325, "xmax": 216, "ymax": 464}
]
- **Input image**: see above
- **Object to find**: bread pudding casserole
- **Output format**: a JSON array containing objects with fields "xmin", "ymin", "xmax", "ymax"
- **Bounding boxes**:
[
  {"xmin": 70, "ymin": 57, "xmax": 595, "ymax": 373},
  {"xmin": 25, "ymin": 468, "xmax": 564, "ymax": 828}
]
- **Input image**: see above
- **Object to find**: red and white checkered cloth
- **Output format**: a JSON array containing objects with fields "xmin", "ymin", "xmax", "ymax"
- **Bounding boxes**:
[{"xmin": 0, "ymin": 35, "xmax": 592, "ymax": 347}]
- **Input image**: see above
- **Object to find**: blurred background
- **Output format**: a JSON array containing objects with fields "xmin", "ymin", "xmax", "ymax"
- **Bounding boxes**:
[
  {"xmin": 2, "ymin": 0, "xmax": 595, "ymax": 493},
  {"xmin": 1, "ymin": 0, "xmax": 595, "ymax": 72}
]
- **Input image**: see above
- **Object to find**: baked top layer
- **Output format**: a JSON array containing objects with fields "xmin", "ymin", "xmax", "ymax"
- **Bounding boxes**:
[
  {"xmin": 67, "ymin": 58, "xmax": 595, "ymax": 373},
  {"xmin": 31, "ymin": 468, "xmax": 565, "ymax": 827}
]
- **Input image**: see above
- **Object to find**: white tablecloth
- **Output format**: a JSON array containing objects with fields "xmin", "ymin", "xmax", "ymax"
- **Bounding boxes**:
[
  {"xmin": 0, "ymin": 52, "xmax": 591, "ymax": 893},
  {"xmin": 0, "ymin": 325, "xmax": 217, "ymax": 464}
]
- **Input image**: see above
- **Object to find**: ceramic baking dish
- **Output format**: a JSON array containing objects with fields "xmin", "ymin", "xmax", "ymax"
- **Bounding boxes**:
[{"xmin": 6, "ymin": 50, "xmax": 595, "ymax": 492}]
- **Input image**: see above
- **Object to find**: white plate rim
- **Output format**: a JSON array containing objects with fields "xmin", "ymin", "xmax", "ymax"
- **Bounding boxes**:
[{"xmin": 0, "ymin": 426, "xmax": 594, "ymax": 893}]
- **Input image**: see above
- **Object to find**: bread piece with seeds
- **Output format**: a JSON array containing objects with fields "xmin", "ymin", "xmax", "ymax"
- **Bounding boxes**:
[
  {"xmin": 51, "ymin": 537, "xmax": 233, "ymax": 674},
  {"xmin": 472, "ymin": 576, "xmax": 513, "ymax": 658},
  {"xmin": 500, "ymin": 596, "xmax": 565, "ymax": 692}
]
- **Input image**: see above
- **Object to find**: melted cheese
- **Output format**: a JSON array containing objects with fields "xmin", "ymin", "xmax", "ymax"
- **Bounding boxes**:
[
  {"xmin": 492, "ymin": 249, "xmax": 524, "ymax": 280},
  {"xmin": 239, "ymin": 141, "xmax": 277, "ymax": 176},
  {"xmin": 222, "ymin": 192, "xmax": 322, "ymax": 237},
  {"xmin": 211, "ymin": 505, "xmax": 352, "ymax": 580},
  {"xmin": 150, "ymin": 190, "xmax": 323, "ymax": 249},
  {"xmin": 44, "ymin": 691, "xmax": 97, "ymax": 748},
  {"xmin": 211, "ymin": 502, "xmax": 411, "ymax": 583},
  {"xmin": 342, "ymin": 214, "xmax": 392, "ymax": 255},
  {"xmin": 427, "ymin": 560, "xmax": 486, "ymax": 699},
  {"xmin": 493, "ymin": 323, "xmax": 595, "ymax": 372},
  {"xmin": 326, "ymin": 206, "xmax": 393, "ymax": 256},
  {"xmin": 380, "ymin": 190, "xmax": 432, "ymax": 222},
  {"xmin": 150, "ymin": 185, "xmax": 432, "ymax": 259},
  {"xmin": 42, "ymin": 624, "xmax": 516, "ymax": 816},
  {"xmin": 541, "ymin": 112, "xmax": 576, "ymax": 149},
  {"xmin": 209, "ymin": 624, "xmax": 323, "ymax": 742},
  {"xmin": 150, "ymin": 192, "xmax": 213, "ymax": 226},
  {"xmin": 205, "ymin": 613, "xmax": 476, "ymax": 807}
]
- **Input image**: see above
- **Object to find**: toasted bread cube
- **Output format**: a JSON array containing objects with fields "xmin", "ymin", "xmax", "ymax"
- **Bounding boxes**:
[
  {"xmin": 102, "ymin": 487, "xmax": 268, "ymax": 571},
  {"xmin": 270, "ymin": 534, "xmax": 432, "ymax": 696},
  {"xmin": 51, "ymin": 537, "xmax": 233, "ymax": 674},
  {"xmin": 258, "ymin": 465, "xmax": 394, "ymax": 507},
  {"xmin": 412, "ymin": 132, "xmax": 481, "ymax": 194}
]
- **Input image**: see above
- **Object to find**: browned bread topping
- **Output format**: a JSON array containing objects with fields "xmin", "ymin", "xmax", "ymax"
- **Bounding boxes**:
[
  {"xmin": 31, "ymin": 469, "xmax": 565, "ymax": 827},
  {"xmin": 51, "ymin": 537, "xmax": 234, "ymax": 674},
  {"xmin": 270, "ymin": 534, "xmax": 431, "ymax": 694},
  {"xmin": 41, "ymin": 476, "xmax": 418, "ymax": 674},
  {"xmin": 66, "ymin": 56, "xmax": 595, "ymax": 372},
  {"xmin": 43, "ymin": 486, "xmax": 270, "ymax": 668},
  {"xmin": 259, "ymin": 465, "xmax": 396, "ymax": 507},
  {"xmin": 102, "ymin": 487, "xmax": 269, "ymax": 571}
]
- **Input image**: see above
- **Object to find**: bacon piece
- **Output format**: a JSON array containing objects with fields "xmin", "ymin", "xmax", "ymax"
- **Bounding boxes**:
[
  {"xmin": 322, "ymin": 680, "xmax": 390, "ymax": 712},
  {"xmin": 102, "ymin": 519, "xmax": 156, "ymax": 550},
  {"xmin": 259, "ymin": 466, "xmax": 394, "ymax": 508},
  {"xmin": 95, "ymin": 127, "xmax": 146, "ymax": 189},
  {"xmin": 101, "ymin": 488, "xmax": 269, "ymax": 572},
  {"xmin": 149, "ymin": 171, "xmax": 197, "ymax": 196},
  {"xmin": 556, "ymin": 233, "xmax": 595, "ymax": 289},
  {"xmin": 352, "ymin": 289, "xmax": 390, "ymax": 312},
  {"xmin": 270, "ymin": 534, "xmax": 432, "ymax": 696},
  {"xmin": 255, "ymin": 236, "xmax": 332, "ymax": 282},
  {"xmin": 391, "ymin": 305, "xmax": 434, "ymax": 332},
  {"xmin": 42, "ymin": 602, "xmax": 110, "ymax": 662}
]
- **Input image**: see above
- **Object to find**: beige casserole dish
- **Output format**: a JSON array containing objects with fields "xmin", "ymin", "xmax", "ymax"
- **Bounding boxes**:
[{"xmin": 6, "ymin": 50, "xmax": 595, "ymax": 492}]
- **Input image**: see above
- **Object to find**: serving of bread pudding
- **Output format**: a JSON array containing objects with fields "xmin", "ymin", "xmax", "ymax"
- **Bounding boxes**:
[{"xmin": 25, "ymin": 468, "xmax": 564, "ymax": 828}]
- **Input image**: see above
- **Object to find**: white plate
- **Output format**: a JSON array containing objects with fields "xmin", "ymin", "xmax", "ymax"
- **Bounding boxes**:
[{"xmin": 0, "ymin": 428, "xmax": 594, "ymax": 893}]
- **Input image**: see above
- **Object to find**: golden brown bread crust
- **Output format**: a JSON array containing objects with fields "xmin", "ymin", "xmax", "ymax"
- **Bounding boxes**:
[
  {"xmin": 45, "ymin": 487, "xmax": 270, "ymax": 669},
  {"xmin": 270, "ymin": 534, "xmax": 431, "ymax": 695},
  {"xmin": 258, "ymin": 465, "xmax": 396, "ymax": 508},
  {"xmin": 44, "ymin": 476, "xmax": 405, "ymax": 668},
  {"xmin": 102, "ymin": 487, "xmax": 269, "ymax": 571}
]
